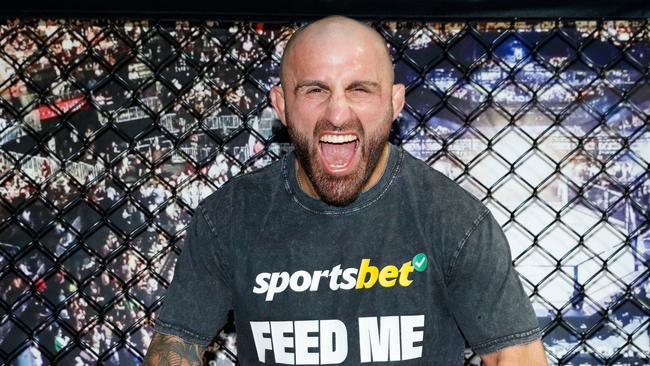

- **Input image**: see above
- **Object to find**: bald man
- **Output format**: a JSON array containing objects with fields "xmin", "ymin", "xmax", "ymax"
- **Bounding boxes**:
[{"xmin": 144, "ymin": 16, "xmax": 548, "ymax": 366}]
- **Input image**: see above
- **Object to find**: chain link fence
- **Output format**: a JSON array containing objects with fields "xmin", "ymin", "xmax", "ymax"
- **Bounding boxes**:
[{"xmin": 0, "ymin": 18, "xmax": 648, "ymax": 365}]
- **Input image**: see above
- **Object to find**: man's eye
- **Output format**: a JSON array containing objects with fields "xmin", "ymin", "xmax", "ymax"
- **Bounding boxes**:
[
  {"xmin": 352, "ymin": 88, "xmax": 368, "ymax": 93},
  {"xmin": 307, "ymin": 88, "xmax": 324, "ymax": 94}
]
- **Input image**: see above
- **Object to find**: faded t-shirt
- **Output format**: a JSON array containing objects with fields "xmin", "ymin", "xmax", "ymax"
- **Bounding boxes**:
[{"xmin": 154, "ymin": 143, "xmax": 541, "ymax": 365}]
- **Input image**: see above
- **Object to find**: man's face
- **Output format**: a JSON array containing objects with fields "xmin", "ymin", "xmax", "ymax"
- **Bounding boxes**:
[{"xmin": 271, "ymin": 26, "xmax": 404, "ymax": 206}]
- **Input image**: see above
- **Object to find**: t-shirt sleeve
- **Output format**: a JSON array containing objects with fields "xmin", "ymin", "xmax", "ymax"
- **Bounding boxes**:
[
  {"xmin": 153, "ymin": 203, "xmax": 233, "ymax": 346},
  {"xmin": 446, "ymin": 208, "xmax": 542, "ymax": 355}
]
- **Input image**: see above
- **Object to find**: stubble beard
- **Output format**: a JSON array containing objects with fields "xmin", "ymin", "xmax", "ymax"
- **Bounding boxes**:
[{"xmin": 287, "ymin": 111, "xmax": 392, "ymax": 207}]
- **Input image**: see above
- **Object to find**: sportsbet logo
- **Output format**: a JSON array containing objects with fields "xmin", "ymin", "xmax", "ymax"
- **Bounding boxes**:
[{"xmin": 253, "ymin": 254, "xmax": 428, "ymax": 301}]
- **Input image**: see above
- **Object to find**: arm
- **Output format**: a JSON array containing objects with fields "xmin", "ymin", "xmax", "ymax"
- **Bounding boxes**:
[
  {"xmin": 481, "ymin": 339, "xmax": 548, "ymax": 366},
  {"xmin": 143, "ymin": 332, "xmax": 205, "ymax": 366},
  {"xmin": 148, "ymin": 204, "xmax": 232, "ymax": 365},
  {"xmin": 445, "ymin": 209, "xmax": 545, "ymax": 362}
]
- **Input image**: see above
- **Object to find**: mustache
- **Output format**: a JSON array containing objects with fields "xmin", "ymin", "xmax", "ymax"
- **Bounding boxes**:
[{"xmin": 312, "ymin": 118, "xmax": 365, "ymax": 139}]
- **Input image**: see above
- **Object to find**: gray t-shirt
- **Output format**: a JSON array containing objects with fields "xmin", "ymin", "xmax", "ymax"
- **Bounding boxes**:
[{"xmin": 154, "ymin": 143, "xmax": 541, "ymax": 365}]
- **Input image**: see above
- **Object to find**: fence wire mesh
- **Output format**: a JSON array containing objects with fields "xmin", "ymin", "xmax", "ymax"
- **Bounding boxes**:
[{"xmin": 0, "ymin": 18, "xmax": 648, "ymax": 366}]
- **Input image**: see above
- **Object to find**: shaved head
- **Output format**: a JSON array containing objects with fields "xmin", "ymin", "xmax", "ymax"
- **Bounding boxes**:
[
  {"xmin": 270, "ymin": 15, "xmax": 404, "ymax": 206},
  {"xmin": 280, "ymin": 16, "xmax": 394, "ymax": 87}
]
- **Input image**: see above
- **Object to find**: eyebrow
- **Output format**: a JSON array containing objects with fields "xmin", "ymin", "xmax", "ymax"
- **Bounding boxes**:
[
  {"xmin": 294, "ymin": 80, "xmax": 329, "ymax": 94},
  {"xmin": 294, "ymin": 80, "xmax": 381, "ymax": 94},
  {"xmin": 347, "ymin": 80, "xmax": 381, "ymax": 92}
]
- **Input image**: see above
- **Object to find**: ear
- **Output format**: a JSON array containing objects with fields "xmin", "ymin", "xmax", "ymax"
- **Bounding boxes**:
[
  {"xmin": 391, "ymin": 83, "xmax": 405, "ymax": 121},
  {"xmin": 269, "ymin": 85, "xmax": 287, "ymax": 127}
]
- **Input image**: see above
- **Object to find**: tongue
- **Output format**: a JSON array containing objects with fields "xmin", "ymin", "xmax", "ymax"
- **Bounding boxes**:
[{"xmin": 320, "ymin": 141, "xmax": 356, "ymax": 166}]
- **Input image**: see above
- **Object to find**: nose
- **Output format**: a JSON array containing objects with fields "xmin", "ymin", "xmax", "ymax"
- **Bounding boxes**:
[{"xmin": 323, "ymin": 90, "xmax": 354, "ymax": 128}]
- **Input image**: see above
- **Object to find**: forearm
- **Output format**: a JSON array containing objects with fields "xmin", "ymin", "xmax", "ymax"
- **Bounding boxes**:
[
  {"xmin": 143, "ymin": 332, "xmax": 204, "ymax": 366},
  {"xmin": 482, "ymin": 339, "xmax": 548, "ymax": 366}
]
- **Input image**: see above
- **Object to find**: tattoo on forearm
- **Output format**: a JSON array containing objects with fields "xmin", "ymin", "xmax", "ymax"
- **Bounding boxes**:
[{"xmin": 143, "ymin": 333, "xmax": 204, "ymax": 366}]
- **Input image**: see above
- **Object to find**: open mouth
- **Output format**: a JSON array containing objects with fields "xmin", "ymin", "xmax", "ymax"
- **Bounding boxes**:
[{"xmin": 318, "ymin": 134, "xmax": 359, "ymax": 174}]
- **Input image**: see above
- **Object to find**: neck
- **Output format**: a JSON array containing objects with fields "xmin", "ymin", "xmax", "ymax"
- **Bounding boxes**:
[{"xmin": 296, "ymin": 142, "xmax": 391, "ymax": 199}]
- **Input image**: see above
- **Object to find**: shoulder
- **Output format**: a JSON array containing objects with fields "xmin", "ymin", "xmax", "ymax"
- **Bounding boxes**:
[
  {"xmin": 197, "ymin": 157, "xmax": 285, "ymax": 214},
  {"xmin": 397, "ymin": 148, "xmax": 488, "ymax": 220}
]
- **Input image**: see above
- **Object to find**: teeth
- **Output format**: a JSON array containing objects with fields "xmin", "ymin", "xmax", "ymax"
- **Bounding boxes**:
[{"xmin": 319, "ymin": 134, "xmax": 358, "ymax": 144}]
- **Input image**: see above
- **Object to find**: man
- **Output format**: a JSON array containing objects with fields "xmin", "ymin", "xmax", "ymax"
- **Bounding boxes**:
[{"xmin": 144, "ymin": 16, "xmax": 548, "ymax": 366}]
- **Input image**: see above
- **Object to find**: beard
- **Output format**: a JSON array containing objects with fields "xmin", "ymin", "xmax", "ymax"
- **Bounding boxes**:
[{"xmin": 286, "ymin": 110, "xmax": 392, "ymax": 207}]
